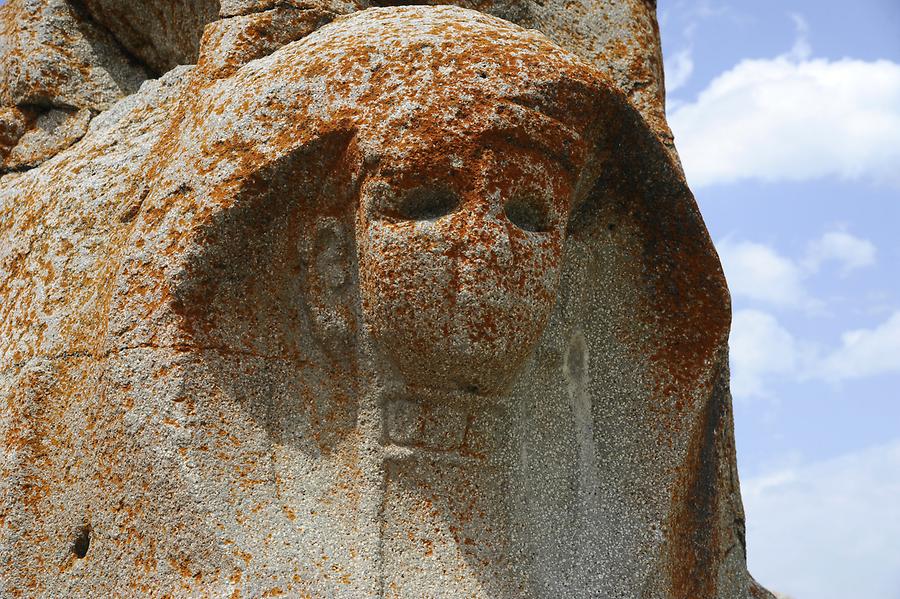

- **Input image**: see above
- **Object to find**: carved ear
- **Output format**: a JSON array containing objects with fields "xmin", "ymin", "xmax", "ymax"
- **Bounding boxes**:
[
  {"xmin": 307, "ymin": 214, "xmax": 356, "ymax": 358},
  {"xmin": 172, "ymin": 129, "xmax": 360, "ymax": 362},
  {"xmin": 303, "ymin": 135, "xmax": 364, "ymax": 360},
  {"xmin": 163, "ymin": 129, "xmax": 364, "ymax": 454}
]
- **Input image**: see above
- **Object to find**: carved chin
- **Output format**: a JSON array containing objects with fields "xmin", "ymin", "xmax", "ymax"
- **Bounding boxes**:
[{"xmin": 359, "ymin": 270, "xmax": 560, "ymax": 396}]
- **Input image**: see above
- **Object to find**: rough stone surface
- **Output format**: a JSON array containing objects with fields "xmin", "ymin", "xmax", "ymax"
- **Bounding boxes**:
[
  {"xmin": 0, "ymin": 0, "xmax": 149, "ymax": 109},
  {"xmin": 0, "ymin": 105, "xmax": 33, "ymax": 164},
  {"xmin": 197, "ymin": 6, "xmax": 336, "ymax": 79},
  {"xmin": 0, "ymin": 0, "xmax": 673, "ymax": 172},
  {"xmin": 79, "ymin": 0, "xmax": 221, "ymax": 75},
  {"xmin": 2, "ymin": 106, "xmax": 92, "ymax": 171},
  {"xmin": 0, "ymin": 2, "xmax": 772, "ymax": 598},
  {"xmin": 0, "ymin": 0, "xmax": 151, "ymax": 172}
]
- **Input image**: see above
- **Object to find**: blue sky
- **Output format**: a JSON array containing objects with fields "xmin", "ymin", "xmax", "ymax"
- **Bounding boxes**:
[
  {"xmin": 1, "ymin": 0, "xmax": 894, "ymax": 595},
  {"xmin": 659, "ymin": 1, "xmax": 900, "ymax": 597}
]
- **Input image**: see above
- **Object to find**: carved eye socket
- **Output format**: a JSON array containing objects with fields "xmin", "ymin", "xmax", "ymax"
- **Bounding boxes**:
[
  {"xmin": 394, "ymin": 187, "xmax": 460, "ymax": 221},
  {"xmin": 504, "ymin": 195, "xmax": 551, "ymax": 233}
]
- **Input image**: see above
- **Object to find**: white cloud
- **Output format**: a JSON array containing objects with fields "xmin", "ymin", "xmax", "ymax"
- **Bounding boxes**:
[
  {"xmin": 718, "ymin": 231, "xmax": 876, "ymax": 311},
  {"xmin": 717, "ymin": 239, "xmax": 814, "ymax": 309},
  {"xmin": 718, "ymin": 232, "xmax": 890, "ymax": 397},
  {"xmin": 729, "ymin": 309, "xmax": 900, "ymax": 399},
  {"xmin": 803, "ymin": 231, "xmax": 876, "ymax": 275},
  {"xmin": 669, "ymin": 29, "xmax": 900, "ymax": 187},
  {"xmin": 787, "ymin": 13, "xmax": 812, "ymax": 61},
  {"xmin": 665, "ymin": 47, "xmax": 695, "ymax": 93},
  {"xmin": 815, "ymin": 311, "xmax": 900, "ymax": 382},
  {"xmin": 730, "ymin": 309, "xmax": 802, "ymax": 398},
  {"xmin": 743, "ymin": 440, "xmax": 900, "ymax": 599},
  {"xmin": 660, "ymin": 1, "xmax": 739, "ymax": 98}
]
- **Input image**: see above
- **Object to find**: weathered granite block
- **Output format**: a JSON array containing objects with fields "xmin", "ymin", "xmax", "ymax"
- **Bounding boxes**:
[{"xmin": 0, "ymin": 2, "xmax": 772, "ymax": 597}]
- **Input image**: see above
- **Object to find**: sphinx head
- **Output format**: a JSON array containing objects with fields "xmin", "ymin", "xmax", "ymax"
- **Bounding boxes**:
[
  {"xmin": 326, "ymin": 10, "xmax": 604, "ymax": 396},
  {"xmin": 165, "ymin": 7, "xmax": 615, "ymax": 401},
  {"xmin": 356, "ymin": 118, "xmax": 584, "ymax": 395}
]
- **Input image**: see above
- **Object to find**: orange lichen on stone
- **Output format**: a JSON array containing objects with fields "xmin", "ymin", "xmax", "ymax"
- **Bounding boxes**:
[{"xmin": 1, "ymin": 3, "xmax": 769, "ymax": 598}]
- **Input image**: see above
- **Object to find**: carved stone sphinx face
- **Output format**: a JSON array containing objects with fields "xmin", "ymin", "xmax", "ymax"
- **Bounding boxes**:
[{"xmin": 356, "ymin": 121, "xmax": 580, "ymax": 396}]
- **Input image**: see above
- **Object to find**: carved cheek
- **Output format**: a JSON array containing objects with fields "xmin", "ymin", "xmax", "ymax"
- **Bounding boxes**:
[
  {"xmin": 451, "ymin": 215, "xmax": 564, "ymax": 348},
  {"xmin": 358, "ymin": 218, "xmax": 456, "ymax": 349}
]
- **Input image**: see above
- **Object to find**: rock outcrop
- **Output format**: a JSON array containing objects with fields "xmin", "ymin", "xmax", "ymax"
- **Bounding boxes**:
[{"xmin": 0, "ymin": 2, "xmax": 772, "ymax": 597}]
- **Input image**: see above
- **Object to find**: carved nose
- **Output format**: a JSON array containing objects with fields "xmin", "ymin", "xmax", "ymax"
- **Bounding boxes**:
[{"xmin": 459, "ymin": 209, "xmax": 513, "ymax": 270}]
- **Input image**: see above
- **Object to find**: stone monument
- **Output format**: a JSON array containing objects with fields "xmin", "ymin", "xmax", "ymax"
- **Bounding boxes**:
[{"xmin": 0, "ymin": 1, "xmax": 774, "ymax": 597}]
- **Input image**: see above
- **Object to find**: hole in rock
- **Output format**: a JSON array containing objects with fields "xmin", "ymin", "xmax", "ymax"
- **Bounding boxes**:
[
  {"xmin": 72, "ymin": 526, "xmax": 90, "ymax": 558},
  {"xmin": 462, "ymin": 383, "xmax": 480, "ymax": 395},
  {"xmin": 396, "ymin": 187, "xmax": 460, "ymax": 221},
  {"xmin": 505, "ymin": 195, "xmax": 551, "ymax": 232}
]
